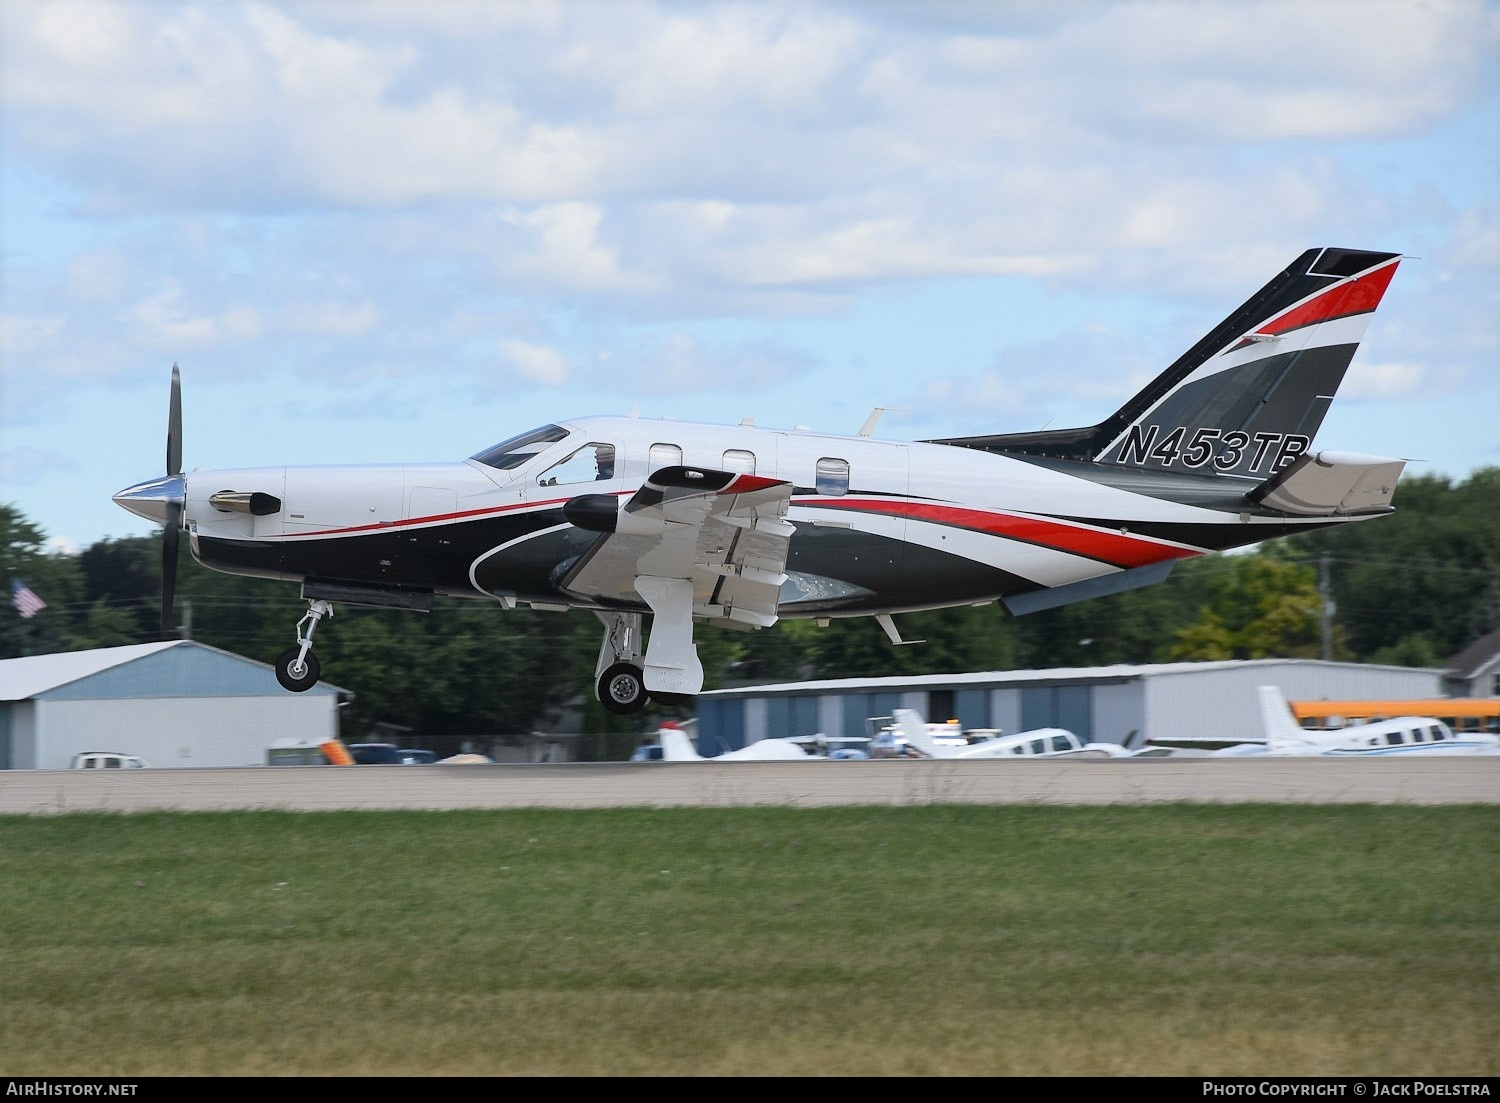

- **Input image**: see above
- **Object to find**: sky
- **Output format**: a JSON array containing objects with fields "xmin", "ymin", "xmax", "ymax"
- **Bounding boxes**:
[{"xmin": 2, "ymin": 0, "xmax": 1498, "ymax": 554}]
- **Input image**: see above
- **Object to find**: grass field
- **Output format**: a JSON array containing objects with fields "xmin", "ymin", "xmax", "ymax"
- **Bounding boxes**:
[{"xmin": 1, "ymin": 804, "xmax": 1496, "ymax": 1077}]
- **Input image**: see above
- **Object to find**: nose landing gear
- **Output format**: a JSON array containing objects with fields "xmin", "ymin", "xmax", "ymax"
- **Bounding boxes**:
[{"xmin": 275, "ymin": 599, "xmax": 334, "ymax": 692}]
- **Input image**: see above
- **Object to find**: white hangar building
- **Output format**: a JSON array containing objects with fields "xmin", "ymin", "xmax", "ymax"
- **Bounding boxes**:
[
  {"xmin": 694, "ymin": 659, "xmax": 1446, "ymax": 753},
  {"xmin": 0, "ymin": 641, "xmax": 346, "ymax": 770}
]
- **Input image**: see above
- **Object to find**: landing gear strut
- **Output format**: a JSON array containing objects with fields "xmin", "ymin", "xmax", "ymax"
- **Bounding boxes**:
[
  {"xmin": 594, "ymin": 611, "xmax": 646, "ymax": 715},
  {"xmin": 275, "ymin": 599, "xmax": 333, "ymax": 693},
  {"xmin": 592, "ymin": 604, "xmax": 702, "ymax": 714}
]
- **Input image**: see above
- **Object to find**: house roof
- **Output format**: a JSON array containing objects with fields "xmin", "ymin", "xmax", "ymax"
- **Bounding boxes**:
[
  {"xmin": 0, "ymin": 641, "xmax": 347, "ymax": 701},
  {"xmin": 0, "ymin": 642, "xmax": 183, "ymax": 701},
  {"xmin": 1447, "ymin": 628, "xmax": 1500, "ymax": 681}
]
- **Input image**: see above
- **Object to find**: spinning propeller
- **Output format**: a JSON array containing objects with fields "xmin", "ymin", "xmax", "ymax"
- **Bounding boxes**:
[
  {"xmin": 112, "ymin": 364, "xmax": 188, "ymax": 638},
  {"xmin": 162, "ymin": 363, "xmax": 183, "ymax": 636}
]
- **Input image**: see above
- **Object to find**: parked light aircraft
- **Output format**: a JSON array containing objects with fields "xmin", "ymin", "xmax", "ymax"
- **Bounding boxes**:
[
  {"xmin": 882, "ymin": 708, "xmax": 1134, "ymax": 759},
  {"xmin": 113, "ymin": 248, "xmax": 1408, "ymax": 714},
  {"xmin": 1254, "ymin": 686, "xmax": 1500, "ymax": 757},
  {"xmin": 655, "ymin": 722, "xmax": 810, "ymax": 761}
]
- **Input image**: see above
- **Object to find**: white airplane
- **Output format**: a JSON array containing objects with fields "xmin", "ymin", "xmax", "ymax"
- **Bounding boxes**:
[
  {"xmin": 655, "ymin": 722, "xmax": 810, "ymax": 762},
  {"xmin": 786, "ymin": 733, "xmax": 874, "ymax": 759},
  {"xmin": 114, "ymin": 247, "xmax": 1409, "ymax": 715},
  {"xmin": 881, "ymin": 708, "xmax": 1133, "ymax": 759},
  {"xmin": 1254, "ymin": 686, "xmax": 1500, "ymax": 757}
]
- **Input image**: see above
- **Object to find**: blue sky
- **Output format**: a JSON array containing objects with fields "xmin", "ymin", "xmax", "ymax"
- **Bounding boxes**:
[{"xmin": 2, "ymin": 0, "xmax": 1497, "ymax": 552}]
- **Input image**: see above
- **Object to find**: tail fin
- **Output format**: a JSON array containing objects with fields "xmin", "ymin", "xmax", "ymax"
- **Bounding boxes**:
[
  {"xmin": 1257, "ymin": 685, "xmax": 1311, "ymax": 744},
  {"xmin": 931, "ymin": 248, "xmax": 1401, "ymax": 479},
  {"xmin": 892, "ymin": 708, "xmax": 939, "ymax": 757},
  {"xmin": 657, "ymin": 724, "xmax": 704, "ymax": 761}
]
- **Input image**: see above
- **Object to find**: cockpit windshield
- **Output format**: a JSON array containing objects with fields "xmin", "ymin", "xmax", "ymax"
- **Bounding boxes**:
[{"xmin": 470, "ymin": 424, "xmax": 570, "ymax": 470}]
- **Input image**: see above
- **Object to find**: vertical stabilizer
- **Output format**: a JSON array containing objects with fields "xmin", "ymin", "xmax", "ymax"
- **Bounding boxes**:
[
  {"xmin": 1257, "ymin": 685, "xmax": 1311, "ymax": 744},
  {"xmin": 892, "ymin": 708, "xmax": 939, "ymax": 757},
  {"xmin": 657, "ymin": 723, "xmax": 704, "ymax": 761},
  {"xmin": 1094, "ymin": 249, "xmax": 1401, "ymax": 477},
  {"xmin": 927, "ymin": 248, "xmax": 1402, "ymax": 480}
]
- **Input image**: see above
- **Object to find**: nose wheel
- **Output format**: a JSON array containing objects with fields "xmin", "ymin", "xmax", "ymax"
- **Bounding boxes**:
[{"xmin": 275, "ymin": 600, "xmax": 333, "ymax": 692}]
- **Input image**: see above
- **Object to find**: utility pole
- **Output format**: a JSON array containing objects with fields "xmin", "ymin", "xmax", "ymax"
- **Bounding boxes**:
[{"xmin": 1318, "ymin": 553, "xmax": 1334, "ymax": 661}]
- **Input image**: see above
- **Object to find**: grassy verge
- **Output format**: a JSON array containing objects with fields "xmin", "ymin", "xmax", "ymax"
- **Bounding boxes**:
[{"xmin": 1, "ymin": 804, "xmax": 1496, "ymax": 1076}]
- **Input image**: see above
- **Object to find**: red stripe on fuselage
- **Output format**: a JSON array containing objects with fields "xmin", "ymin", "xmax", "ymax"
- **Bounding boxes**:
[{"xmin": 808, "ymin": 498, "xmax": 1199, "ymax": 568}]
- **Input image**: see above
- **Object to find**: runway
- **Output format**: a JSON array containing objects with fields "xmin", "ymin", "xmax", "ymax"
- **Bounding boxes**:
[{"xmin": 3, "ymin": 756, "xmax": 1497, "ymax": 814}]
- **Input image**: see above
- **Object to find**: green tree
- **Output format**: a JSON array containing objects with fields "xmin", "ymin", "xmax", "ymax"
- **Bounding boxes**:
[
  {"xmin": 1281, "ymin": 467, "xmax": 1500, "ymax": 662},
  {"xmin": 1, "ymin": 505, "xmax": 83, "ymax": 658}
]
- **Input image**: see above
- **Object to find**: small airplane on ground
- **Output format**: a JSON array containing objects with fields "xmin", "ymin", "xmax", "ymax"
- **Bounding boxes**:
[
  {"xmin": 114, "ymin": 248, "xmax": 1408, "ymax": 714},
  {"xmin": 1253, "ymin": 686, "xmax": 1500, "ymax": 757},
  {"xmin": 654, "ymin": 722, "xmax": 811, "ymax": 761},
  {"xmin": 785, "ymin": 733, "xmax": 873, "ymax": 759},
  {"xmin": 880, "ymin": 708, "xmax": 1134, "ymax": 759}
]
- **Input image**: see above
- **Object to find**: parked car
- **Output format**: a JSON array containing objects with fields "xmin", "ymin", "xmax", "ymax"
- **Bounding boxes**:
[
  {"xmin": 71, "ymin": 751, "xmax": 149, "ymax": 770},
  {"xmin": 345, "ymin": 743, "xmax": 405, "ymax": 765},
  {"xmin": 629, "ymin": 744, "xmax": 665, "ymax": 762},
  {"xmin": 344, "ymin": 743, "xmax": 438, "ymax": 765}
]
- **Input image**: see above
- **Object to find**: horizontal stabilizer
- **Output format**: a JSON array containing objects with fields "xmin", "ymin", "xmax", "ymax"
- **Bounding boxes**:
[{"xmin": 1246, "ymin": 450, "xmax": 1405, "ymax": 516}]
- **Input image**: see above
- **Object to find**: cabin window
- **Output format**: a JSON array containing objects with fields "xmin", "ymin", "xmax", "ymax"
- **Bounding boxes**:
[
  {"xmin": 538, "ymin": 443, "xmax": 616, "ymax": 487},
  {"xmin": 1426, "ymin": 725, "xmax": 1445, "ymax": 741},
  {"xmin": 815, "ymin": 457, "xmax": 850, "ymax": 496},
  {"xmin": 649, "ymin": 443, "xmax": 683, "ymax": 471},
  {"xmin": 1010, "ymin": 745, "xmax": 1026, "ymax": 755},
  {"xmin": 1384, "ymin": 733, "xmax": 1402, "ymax": 746},
  {"xmin": 1029, "ymin": 738, "xmax": 1046, "ymax": 754},
  {"xmin": 722, "ymin": 449, "xmax": 756, "ymax": 474},
  {"xmin": 1412, "ymin": 729, "xmax": 1425, "ymax": 742}
]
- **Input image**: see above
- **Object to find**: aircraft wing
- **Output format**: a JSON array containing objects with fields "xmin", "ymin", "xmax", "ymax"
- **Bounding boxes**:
[{"xmin": 559, "ymin": 466, "xmax": 795, "ymax": 630}]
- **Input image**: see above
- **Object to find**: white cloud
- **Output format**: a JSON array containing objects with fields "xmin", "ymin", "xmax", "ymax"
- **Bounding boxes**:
[
  {"xmin": 285, "ymin": 301, "xmax": 379, "ymax": 337},
  {"xmin": 126, "ymin": 286, "xmax": 263, "ymax": 349},
  {"xmin": 500, "ymin": 338, "xmax": 569, "ymax": 386},
  {"xmin": 1341, "ymin": 360, "xmax": 1434, "ymax": 401},
  {"xmin": 0, "ymin": 314, "xmax": 65, "ymax": 357}
]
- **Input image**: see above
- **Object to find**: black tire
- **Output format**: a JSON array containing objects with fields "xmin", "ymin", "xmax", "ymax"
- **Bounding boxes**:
[
  {"xmin": 275, "ymin": 647, "xmax": 321, "ymax": 693},
  {"xmin": 598, "ymin": 662, "xmax": 647, "ymax": 714}
]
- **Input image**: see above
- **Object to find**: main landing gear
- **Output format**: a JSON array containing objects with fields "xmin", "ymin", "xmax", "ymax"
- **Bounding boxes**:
[
  {"xmin": 593, "ymin": 603, "xmax": 701, "ymax": 715},
  {"xmin": 594, "ymin": 611, "xmax": 646, "ymax": 714},
  {"xmin": 275, "ymin": 599, "xmax": 333, "ymax": 692}
]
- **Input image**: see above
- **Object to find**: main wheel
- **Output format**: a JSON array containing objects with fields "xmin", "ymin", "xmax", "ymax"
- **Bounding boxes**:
[
  {"xmin": 598, "ymin": 662, "xmax": 647, "ymax": 714},
  {"xmin": 275, "ymin": 647, "xmax": 321, "ymax": 693}
]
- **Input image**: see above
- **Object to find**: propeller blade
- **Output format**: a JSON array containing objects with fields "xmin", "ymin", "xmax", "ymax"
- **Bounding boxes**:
[
  {"xmin": 167, "ymin": 363, "xmax": 182, "ymax": 476},
  {"xmin": 162, "ymin": 501, "xmax": 180, "ymax": 638}
]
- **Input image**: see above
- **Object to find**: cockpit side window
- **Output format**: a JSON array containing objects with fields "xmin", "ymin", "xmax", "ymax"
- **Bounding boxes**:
[
  {"xmin": 538, "ymin": 443, "xmax": 617, "ymax": 487},
  {"xmin": 471, "ymin": 424, "xmax": 570, "ymax": 470}
]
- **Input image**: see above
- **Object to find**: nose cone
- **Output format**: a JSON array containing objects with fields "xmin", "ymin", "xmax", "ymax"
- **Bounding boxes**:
[{"xmin": 113, "ymin": 474, "xmax": 186, "ymax": 526}]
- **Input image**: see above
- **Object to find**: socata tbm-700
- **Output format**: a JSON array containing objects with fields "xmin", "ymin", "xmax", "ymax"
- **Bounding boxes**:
[{"xmin": 114, "ymin": 247, "xmax": 1407, "ymax": 714}]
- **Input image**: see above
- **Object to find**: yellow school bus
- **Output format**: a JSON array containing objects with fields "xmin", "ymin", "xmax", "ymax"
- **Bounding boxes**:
[{"xmin": 1290, "ymin": 698, "xmax": 1500, "ymax": 734}]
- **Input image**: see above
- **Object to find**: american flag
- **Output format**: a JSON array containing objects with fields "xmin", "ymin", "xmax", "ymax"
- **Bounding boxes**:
[{"xmin": 11, "ymin": 578, "xmax": 47, "ymax": 619}]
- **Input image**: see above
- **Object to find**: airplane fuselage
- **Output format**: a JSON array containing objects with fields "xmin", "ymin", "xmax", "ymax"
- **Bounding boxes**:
[{"xmin": 181, "ymin": 415, "xmax": 1348, "ymax": 620}]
